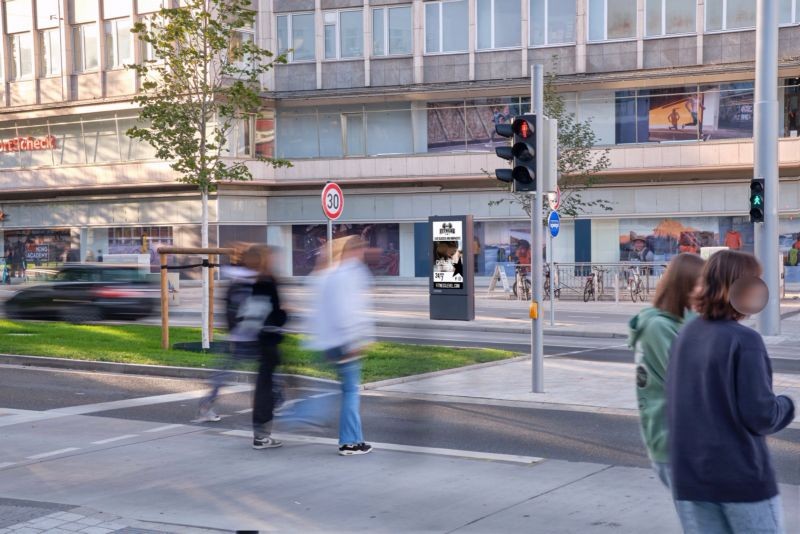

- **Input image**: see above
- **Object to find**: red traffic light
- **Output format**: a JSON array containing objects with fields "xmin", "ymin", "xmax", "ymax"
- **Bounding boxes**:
[{"xmin": 513, "ymin": 118, "xmax": 533, "ymax": 139}]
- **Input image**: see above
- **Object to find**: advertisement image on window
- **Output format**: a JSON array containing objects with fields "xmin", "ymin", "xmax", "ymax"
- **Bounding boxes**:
[
  {"xmin": 618, "ymin": 218, "xmax": 721, "ymax": 262},
  {"xmin": 292, "ymin": 223, "xmax": 399, "ymax": 277},
  {"xmin": 3, "ymin": 228, "xmax": 75, "ymax": 269},
  {"xmin": 426, "ymin": 99, "xmax": 525, "ymax": 152},
  {"xmin": 432, "ymin": 220, "xmax": 464, "ymax": 289}
]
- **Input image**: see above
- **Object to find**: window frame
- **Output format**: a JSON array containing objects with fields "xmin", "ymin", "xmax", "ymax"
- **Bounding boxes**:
[
  {"xmin": 103, "ymin": 17, "xmax": 133, "ymax": 70},
  {"xmin": 276, "ymin": 11, "xmax": 316, "ymax": 63},
  {"xmin": 322, "ymin": 8, "xmax": 363, "ymax": 61},
  {"xmin": 39, "ymin": 27, "xmax": 62, "ymax": 77},
  {"xmin": 9, "ymin": 31, "xmax": 34, "ymax": 81},
  {"xmin": 587, "ymin": 0, "xmax": 638, "ymax": 43},
  {"xmin": 72, "ymin": 22, "xmax": 99, "ymax": 73},
  {"xmin": 529, "ymin": 0, "xmax": 577, "ymax": 47},
  {"xmin": 424, "ymin": 0, "xmax": 469, "ymax": 55},
  {"xmin": 780, "ymin": 0, "xmax": 800, "ymax": 26},
  {"xmin": 476, "ymin": 0, "xmax": 522, "ymax": 51},
  {"xmin": 704, "ymin": 0, "xmax": 756, "ymax": 33},
  {"xmin": 371, "ymin": 5, "xmax": 413, "ymax": 58},
  {"xmin": 644, "ymin": 0, "xmax": 697, "ymax": 38}
]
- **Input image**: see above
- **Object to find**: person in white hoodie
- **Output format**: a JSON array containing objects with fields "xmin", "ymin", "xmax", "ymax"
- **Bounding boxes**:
[{"xmin": 305, "ymin": 235, "xmax": 375, "ymax": 455}]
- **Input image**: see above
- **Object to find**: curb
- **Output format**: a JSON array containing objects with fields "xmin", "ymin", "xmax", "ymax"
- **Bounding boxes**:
[{"xmin": 361, "ymin": 355, "xmax": 529, "ymax": 390}]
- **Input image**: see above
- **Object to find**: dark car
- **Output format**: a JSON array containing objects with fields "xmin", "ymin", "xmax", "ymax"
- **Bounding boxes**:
[{"xmin": 4, "ymin": 264, "xmax": 157, "ymax": 323}]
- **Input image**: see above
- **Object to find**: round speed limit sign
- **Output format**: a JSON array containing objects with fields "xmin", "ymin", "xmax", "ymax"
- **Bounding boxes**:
[{"xmin": 321, "ymin": 182, "xmax": 344, "ymax": 220}]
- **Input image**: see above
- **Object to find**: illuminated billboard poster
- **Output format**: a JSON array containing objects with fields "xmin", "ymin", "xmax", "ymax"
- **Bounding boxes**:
[{"xmin": 432, "ymin": 220, "xmax": 464, "ymax": 289}]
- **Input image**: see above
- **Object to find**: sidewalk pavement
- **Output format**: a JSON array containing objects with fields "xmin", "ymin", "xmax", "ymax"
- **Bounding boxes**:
[{"xmin": 3, "ymin": 409, "xmax": 796, "ymax": 533}]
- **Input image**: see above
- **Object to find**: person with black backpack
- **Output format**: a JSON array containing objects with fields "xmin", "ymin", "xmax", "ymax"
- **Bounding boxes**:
[{"xmin": 197, "ymin": 245, "xmax": 287, "ymax": 450}]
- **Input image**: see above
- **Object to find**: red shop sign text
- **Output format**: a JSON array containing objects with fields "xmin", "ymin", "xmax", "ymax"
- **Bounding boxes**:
[{"xmin": 0, "ymin": 135, "xmax": 57, "ymax": 153}]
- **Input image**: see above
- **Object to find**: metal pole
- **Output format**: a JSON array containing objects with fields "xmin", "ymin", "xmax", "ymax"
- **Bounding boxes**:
[
  {"xmin": 531, "ymin": 65, "xmax": 544, "ymax": 393},
  {"xmin": 548, "ymin": 231, "xmax": 555, "ymax": 326},
  {"xmin": 755, "ymin": 0, "xmax": 781, "ymax": 335},
  {"xmin": 327, "ymin": 219, "xmax": 333, "ymax": 266}
]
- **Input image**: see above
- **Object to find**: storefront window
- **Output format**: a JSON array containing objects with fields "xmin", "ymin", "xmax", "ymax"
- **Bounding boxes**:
[
  {"xmin": 784, "ymin": 78, "xmax": 800, "ymax": 136},
  {"xmin": 473, "ymin": 221, "xmax": 536, "ymax": 276},
  {"xmin": 4, "ymin": 229, "xmax": 76, "ymax": 269},
  {"xmin": 291, "ymin": 224, "xmax": 400, "ymax": 276},
  {"xmin": 107, "ymin": 226, "xmax": 173, "ymax": 267},
  {"xmin": 780, "ymin": 219, "xmax": 800, "ymax": 283}
]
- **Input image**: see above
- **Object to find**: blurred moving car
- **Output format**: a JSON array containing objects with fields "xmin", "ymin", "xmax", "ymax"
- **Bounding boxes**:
[{"xmin": 4, "ymin": 263, "xmax": 157, "ymax": 323}]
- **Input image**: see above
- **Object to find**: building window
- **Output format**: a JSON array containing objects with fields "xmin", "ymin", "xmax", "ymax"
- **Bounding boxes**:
[
  {"xmin": 9, "ymin": 32, "xmax": 33, "ymax": 80},
  {"xmin": 73, "ymin": 23, "xmax": 99, "ymax": 72},
  {"xmin": 530, "ymin": 0, "xmax": 576, "ymax": 46},
  {"xmin": 230, "ymin": 24, "xmax": 255, "ymax": 69},
  {"xmin": 323, "ymin": 10, "xmax": 363, "ymax": 60},
  {"xmin": 588, "ymin": 0, "xmax": 636, "ymax": 41},
  {"xmin": 40, "ymin": 28, "xmax": 62, "ymax": 76},
  {"xmin": 425, "ymin": 0, "xmax": 468, "ymax": 54},
  {"xmin": 276, "ymin": 12, "xmax": 315, "ymax": 62},
  {"xmin": 705, "ymin": 0, "xmax": 756, "ymax": 32},
  {"xmin": 781, "ymin": 0, "xmax": 799, "ymax": 24},
  {"xmin": 372, "ymin": 6, "xmax": 412, "ymax": 56},
  {"xmin": 104, "ymin": 18, "xmax": 132, "ymax": 69},
  {"xmin": 477, "ymin": 0, "xmax": 521, "ymax": 50},
  {"xmin": 645, "ymin": 0, "xmax": 695, "ymax": 37},
  {"xmin": 225, "ymin": 117, "xmax": 252, "ymax": 157}
]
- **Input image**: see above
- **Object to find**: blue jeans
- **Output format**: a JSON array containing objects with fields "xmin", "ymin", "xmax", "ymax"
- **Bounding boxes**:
[
  {"xmin": 675, "ymin": 496, "xmax": 785, "ymax": 534},
  {"xmin": 337, "ymin": 359, "xmax": 364, "ymax": 446},
  {"xmin": 652, "ymin": 461, "xmax": 671, "ymax": 489}
]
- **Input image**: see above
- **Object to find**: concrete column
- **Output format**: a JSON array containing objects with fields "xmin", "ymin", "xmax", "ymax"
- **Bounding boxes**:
[
  {"xmin": 411, "ymin": 101, "xmax": 428, "ymax": 153},
  {"xmin": 412, "ymin": 0, "xmax": 423, "ymax": 84},
  {"xmin": 636, "ymin": 0, "xmax": 644, "ymax": 69},
  {"xmin": 59, "ymin": 0, "xmax": 71, "ymax": 100},
  {"xmin": 97, "ymin": 0, "xmax": 105, "ymax": 96},
  {"xmin": 575, "ymin": 0, "xmax": 587, "ymax": 73},
  {"xmin": 696, "ymin": 0, "xmax": 705, "ymax": 65},
  {"xmin": 468, "ymin": 0, "xmax": 475, "ymax": 80},
  {"xmin": 266, "ymin": 225, "xmax": 292, "ymax": 276},
  {"xmin": 31, "ymin": 0, "xmax": 42, "ymax": 104},
  {"xmin": 363, "ymin": 0, "xmax": 370, "ymax": 86},
  {"xmin": 314, "ymin": 0, "xmax": 322, "ymax": 89},
  {"xmin": 262, "ymin": 0, "xmax": 276, "ymax": 91},
  {"xmin": 520, "ymin": 0, "xmax": 528, "ymax": 77},
  {"xmin": 0, "ymin": 0, "xmax": 9, "ymax": 105},
  {"xmin": 80, "ymin": 227, "xmax": 89, "ymax": 263},
  {"xmin": 398, "ymin": 223, "xmax": 416, "ymax": 277}
]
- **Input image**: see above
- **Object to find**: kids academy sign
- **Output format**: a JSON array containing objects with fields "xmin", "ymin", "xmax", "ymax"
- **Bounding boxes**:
[{"xmin": 0, "ymin": 135, "xmax": 57, "ymax": 152}]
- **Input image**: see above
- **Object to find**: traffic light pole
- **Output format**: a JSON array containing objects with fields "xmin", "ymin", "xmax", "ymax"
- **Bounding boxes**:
[
  {"xmin": 754, "ymin": 0, "xmax": 780, "ymax": 335},
  {"xmin": 531, "ymin": 65, "xmax": 544, "ymax": 393}
]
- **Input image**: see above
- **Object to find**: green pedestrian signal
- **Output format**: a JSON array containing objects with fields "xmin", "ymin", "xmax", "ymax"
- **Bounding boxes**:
[{"xmin": 750, "ymin": 178, "xmax": 765, "ymax": 223}]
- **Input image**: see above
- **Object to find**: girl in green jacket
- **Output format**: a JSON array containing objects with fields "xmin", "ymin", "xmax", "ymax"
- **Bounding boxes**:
[{"xmin": 628, "ymin": 253, "xmax": 705, "ymax": 488}]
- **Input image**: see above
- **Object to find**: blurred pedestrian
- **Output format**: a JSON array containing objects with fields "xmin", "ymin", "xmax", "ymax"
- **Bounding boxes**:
[
  {"xmin": 628, "ymin": 253, "xmax": 705, "ymax": 489},
  {"xmin": 667, "ymin": 250, "xmax": 795, "ymax": 533},
  {"xmin": 305, "ymin": 236, "xmax": 374, "ymax": 456}
]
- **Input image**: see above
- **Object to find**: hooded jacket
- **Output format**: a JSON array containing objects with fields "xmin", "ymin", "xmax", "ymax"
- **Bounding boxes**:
[{"xmin": 628, "ymin": 307, "xmax": 688, "ymax": 463}]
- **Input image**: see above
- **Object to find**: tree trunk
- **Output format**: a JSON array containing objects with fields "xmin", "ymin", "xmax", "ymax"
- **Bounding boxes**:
[{"xmin": 201, "ymin": 186, "xmax": 210, "ymax": 350}]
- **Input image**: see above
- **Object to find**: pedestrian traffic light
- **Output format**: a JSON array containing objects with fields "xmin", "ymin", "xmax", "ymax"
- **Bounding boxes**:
[
  {"xmin": 494, "ymin": 114, "xmax": 537, "ymax": 192},
  {"xmin": 750, "ymin": 178, "xmax": 765, "ymax": 223}
]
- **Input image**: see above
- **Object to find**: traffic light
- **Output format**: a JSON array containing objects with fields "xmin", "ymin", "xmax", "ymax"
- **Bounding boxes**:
[
  {"xmin": 750, "ymin": 178, "xmax": 764, "ymax": 223},
  {"xmin": 494, "ymin": 114, "xmax": 537, "ymax": 192}
]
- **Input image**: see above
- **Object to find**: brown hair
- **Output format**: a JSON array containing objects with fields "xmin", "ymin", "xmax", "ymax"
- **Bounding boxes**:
[
  {"xmin": 697, "ymin": 250, "xmax": 762, "ymax": 321},
  {"xmin": 241, "ymin": 244, "xmax": 273, "ymax": 277},
  {"xmin": 653, "ymin": 253, "xmax": 706, "ymax": 317}
]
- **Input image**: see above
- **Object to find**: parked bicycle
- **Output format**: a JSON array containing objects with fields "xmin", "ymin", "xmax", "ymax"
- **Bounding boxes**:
[
  {"xmin": 512, "ymin": 265, "xmax": 531, "ymax": 301},
  {"xmin": 583, "ymin": 266, "xmax": 606, "ymax": 302},
  {"xmin": 627, "ymin": 264, "xmax": 646, "ymax": 302},
  {"xmin": 544, "ymin": 263, "xmax": 560, "ymax": 300}
]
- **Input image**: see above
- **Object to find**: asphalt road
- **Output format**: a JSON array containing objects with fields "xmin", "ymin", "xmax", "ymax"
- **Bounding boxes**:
[{"xmin": 3, "ymin": 363, "xmax": 799, "ymax": 485}]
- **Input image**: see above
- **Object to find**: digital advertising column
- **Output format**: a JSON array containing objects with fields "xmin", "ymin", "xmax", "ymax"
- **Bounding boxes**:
[{"xmin": 429, "ymin": 215, "xmax": 475, "ymax": 321}]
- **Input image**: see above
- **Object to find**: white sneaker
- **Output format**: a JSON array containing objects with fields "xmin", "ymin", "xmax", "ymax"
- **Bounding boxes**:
[{"xmin": 193, "ymin": 408, "xmax": 221, "ymax": 423}]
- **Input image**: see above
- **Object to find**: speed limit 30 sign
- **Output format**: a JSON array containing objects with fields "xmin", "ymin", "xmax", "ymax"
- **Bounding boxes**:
[{"xmin": 321, "ymin": 182, "xmax": 344, "ymax": 220}]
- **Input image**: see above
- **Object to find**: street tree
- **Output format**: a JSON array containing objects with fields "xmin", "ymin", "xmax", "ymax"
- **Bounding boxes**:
[
  {"xmin": 127, "ymin": 0, "xmax": 287, "ymax": 349},
  {"xmin": 490, "ymin": 73, "xmax": 611, "ymax": 217}
]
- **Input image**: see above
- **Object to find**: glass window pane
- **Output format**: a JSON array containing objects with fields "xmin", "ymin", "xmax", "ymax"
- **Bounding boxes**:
[
  {"xmin": 6, "ymin": 0, "xmax": 32, "ymax": 33},
  {"xmin": 388, "ymin": 6, "xmax": 412, "ymax": 54},
  {"xmin": 530, "ymin": 0, "xmax": 545, "ymax": 45},
  {"xmin": 588, "ymin": 0, "xmax": 605, "ymax": 41},
  {"xmin": 495, "ymin": 0, "xmax": 521, "ymax": 48},
  {"xmin": 780, "ymin": 0, "xmax": 793, "ymax": 24},
  {"xmin": 117, "ymin": 19, "xmax": 132, "ymax": 64},
  {"xmin": 442, "ymin": 0, "xmax": 468, "ymax": 51},
  {"xmin": 345, "ymin": 114, "xmax": 365, "ymax": 156},
  {"xmin": 292, "ymin": 13, "xmax": 315, "ymax": 61},
  {"xmin": 275, "ymin": 113, "xmax": 319, "ymax": 158},
  {"xmin": 665, "ymin": 0, "xmax": 695, "ymax": 34},
  {"xmin": 137, "ymin": 0, "xmax": 164, "ymax": 14},
  {"xmin": 318, "ymin": 113, "xmax": 343, "ymax": 157},
  {"xmin": 84, "ymin": 24, "xmax": 98, "ymax": 69},
  {"xmin": 425, "ymin": 3, "xmax": 440, "ymax": 53},
  {"xmin": 277, "ymin": 15, "xmax": 289, "ymax": 55},
  {"xmin": 607, "ymin": 0, "xmax": 636, "ymax": 39},
  {"xmin": 340, "ymin": 10, "xmax": 363, "ymax": 58},
  {"xmin": 70, "ymin": 0, "xmax": 97, "ymax": 23},
  {"xmin": 645, "ymin": 0, "xmax": 662, "ymax": 36},
  {"xmin": 102, "ymin": 0, "xmax": 128, "ymax": 19},
  {"xmin": 367, "ymin": 109, "xmax": 413, "ymax": 155},
  {"xmin": 477, "ymin": 0, "xmax": 492, "ymax": 49},
  {"xmin": 373, "ymin": 8, "xmax": 385, "ymax": 56},
  {"xmin": 548, "ymin": 0, "xmax": 576, "ymax": 43},
  {"xmin": 36, "ymin": 0, "xmax": 60, "ymax": 28},
  {"xmin": 324, "ymin": 24, "xmax": 336, "ymax": 59},
  {"xmin": 726, "ymin": 0, "xmax": 756, "ymax": 29},
  {"xmin": 705, "ymin": 0, "xmax": 723, "ymax": 30}
]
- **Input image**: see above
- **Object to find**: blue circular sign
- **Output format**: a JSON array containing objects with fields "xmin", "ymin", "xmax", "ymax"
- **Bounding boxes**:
[{"xmin": 548, "ymin": 211, "xmax": 560, "ymax": 238}]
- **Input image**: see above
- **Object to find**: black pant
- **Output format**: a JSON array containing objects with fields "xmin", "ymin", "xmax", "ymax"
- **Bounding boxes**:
[{"xmin": 253, "ymin": 344, "xmax": 280, "ymax": 438}]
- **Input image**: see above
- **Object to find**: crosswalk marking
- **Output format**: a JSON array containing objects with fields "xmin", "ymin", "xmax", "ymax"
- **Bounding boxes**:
[
  {"xmin": 92, "ymin": 434, "xmax": 138, "ymax": 445},
  {"xmin": 27, "ymin": 447, "xmax": 80, "ymax": 460}
]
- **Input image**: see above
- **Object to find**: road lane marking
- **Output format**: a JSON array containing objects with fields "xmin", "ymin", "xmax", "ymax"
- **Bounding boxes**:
[
  {"xmin": 220, "ymin": 430, "xmax": 543, "ymax": 465},
  {"xmin": 143, "ymin": 424, "xmax": 185, "ymax": 433},
  {"xmin": 235, "ymin": 408, "xmax": 253, "ymax": 414},
  {"xmin": 27, "ymin": 447, "xmax": 80, "ymax": 460},
  {"xmin": 91, "ymin": 434, "xmax": 138, "ymax": 445}
]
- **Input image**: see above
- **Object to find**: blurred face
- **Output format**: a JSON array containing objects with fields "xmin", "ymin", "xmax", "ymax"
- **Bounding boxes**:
[
  {"xmin": 634, "ymin": 240, "xmax": 645, "ymax": 251},
  {"xmin": 730, "ymin": 277, "xmax": 769, "ymax": 317}
]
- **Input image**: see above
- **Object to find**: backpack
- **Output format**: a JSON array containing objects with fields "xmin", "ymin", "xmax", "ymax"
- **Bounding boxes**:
[{"xmin": 789, "ymin": 248, "xmax": 798, "ymax": 267}]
